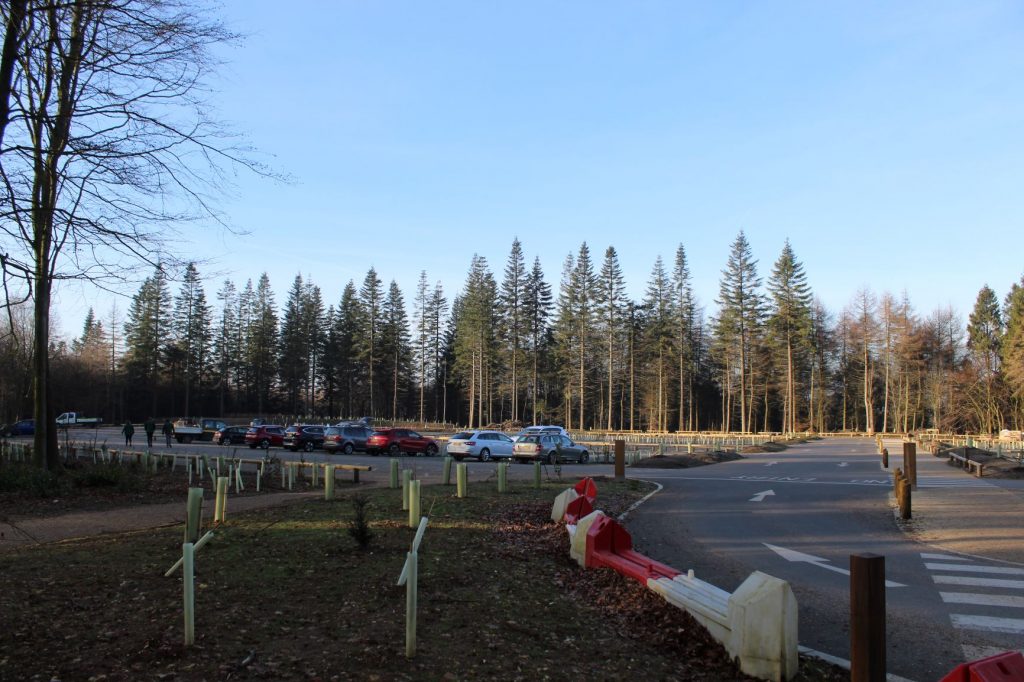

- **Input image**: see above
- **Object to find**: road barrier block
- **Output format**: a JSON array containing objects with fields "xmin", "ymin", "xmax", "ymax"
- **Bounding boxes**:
[
  {"xmin": 940, "ymin": 651, "xmax": 1024, "ymax": 682},
  {"xmin": 584, "ymin": 513, "xmax": 679, "ymax": 583},
  {"xmin": 550, "ymin": 487, "xmax": 579, "ymax": 523},
  {"xmin": 569, "ymin": 510, "xmax": 605, "ymax": 567},
  {"xmin": 726, "ymin": 571, "xmax": 799, "ymax": 681},
  {"xmin": 564, "ymin": 494, "xmax": 594, "ymax": 525},
  {"xmin": 573, "ymin": 477, "xmax": 598, "ymax": 501}
]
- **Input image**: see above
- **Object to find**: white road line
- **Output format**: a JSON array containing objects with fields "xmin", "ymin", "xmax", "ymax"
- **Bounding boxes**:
[
  {"xmin": 934, "ymin": 575, "xmax": 1024, "ymax": 589},
  {"xmin": 925, "ymin": 563, "xmax": 1024, "ymax": 576},
  {"xmin": 922, "ymin": 553, "xmax": 972, "ymax": 561},
  {"xmin": 940, "ymin": 592, "xmax": 1024, "ymax": 608},
  {"xmin": 951, "ymin": 614, "xmax": 1024, "ymax": 635}
]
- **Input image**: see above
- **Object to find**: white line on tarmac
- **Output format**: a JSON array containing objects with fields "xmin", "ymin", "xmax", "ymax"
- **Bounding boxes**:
[
  {"xmin": 940, "ymin": 592, "xmax": 1024, "ymax": 608},
  {"xmin": 630, "ymin": 474, "xmax": 891, "ymax": 487},
  {"xmin": 950, "ymin": 614, "xmax": 1024, "ymax": 635},
  {"xmin": 926, "ymin": 563, "xmax": 1024, "ymax": 576},
  {"xmin": 922, "ymin": 553, "xmax": 972, "ymax": 561},
  {"xmin": 934, "ymin": 575, "xmax": 1024, "ymax": 589}
]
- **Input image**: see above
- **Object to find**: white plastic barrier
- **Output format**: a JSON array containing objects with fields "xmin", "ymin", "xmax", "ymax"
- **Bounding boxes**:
[{"xmin": 550, "ymin": 487, "xmax": 579, "ymax": 523}]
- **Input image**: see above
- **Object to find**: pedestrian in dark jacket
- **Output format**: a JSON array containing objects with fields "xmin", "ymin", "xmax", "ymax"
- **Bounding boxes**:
[
  {"xmin": 122, "ymin": 421, "xmax": 135, "ymax": 447},
  {"xmin": 144, "ymin": 418, "xmax": 156, "ymax": 447},
  {"xmin": 162, "ymin": 419, "xmax": 174, "ymax": 447}
]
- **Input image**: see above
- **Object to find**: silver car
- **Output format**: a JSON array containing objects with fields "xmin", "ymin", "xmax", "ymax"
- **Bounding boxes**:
[
  {"xmin": 446, "ymin": 430, "xmax": 516, "ymax": 462},
  {"xmin": 512, "ymin": 433, "xmax": 589, "ymax": 464}
]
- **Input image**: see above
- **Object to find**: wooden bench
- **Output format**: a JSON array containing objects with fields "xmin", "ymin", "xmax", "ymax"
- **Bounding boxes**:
[
  {"xmin": 334, "ymin": 463, "xmax": 372, "ymax": 483},
  {"xmin": 948, "ymin": 452, "xmax": 984, "ymax": 477}
]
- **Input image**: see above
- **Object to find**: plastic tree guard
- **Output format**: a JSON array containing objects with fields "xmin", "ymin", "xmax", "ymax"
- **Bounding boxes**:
[
  {"xmin": 940, "ymin": 652, "xmax": 1024, "ymax": 682},
  {"xmin": 585, "ymin": 513, "xmax": 679, "ymax": 583}
]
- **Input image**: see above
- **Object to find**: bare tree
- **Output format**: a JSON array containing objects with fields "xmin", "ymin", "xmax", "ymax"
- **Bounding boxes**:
[{"xmin": 0, "ymin": 0, "xmax": 267, "ymax": 468}]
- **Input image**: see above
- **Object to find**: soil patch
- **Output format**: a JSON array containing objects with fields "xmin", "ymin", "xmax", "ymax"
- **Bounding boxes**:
[
  {"xmin": 0, "ymin": 479, "xmax": 845, "ymax": 680},
  {"xmin": 631, "ymin": 450, "xmax": 743, "ymax": 469}
]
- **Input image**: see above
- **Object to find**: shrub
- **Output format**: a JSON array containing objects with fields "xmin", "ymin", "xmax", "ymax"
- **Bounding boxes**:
[
  {"xmin": 72, "ymin": 462, "xmax": 144, "ymax": 492},
  {"xmin": 0, "ymin": 462, "xmax": 65, "ymax": 498},
  {"xmin": 348, "ymin": 494, "xmax": 374, "ymax": 549}
]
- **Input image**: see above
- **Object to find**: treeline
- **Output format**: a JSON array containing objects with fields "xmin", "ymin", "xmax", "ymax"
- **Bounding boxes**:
[{"xmin": 4, "ymin": 233, "xmax": 1024, "ymax": 434}]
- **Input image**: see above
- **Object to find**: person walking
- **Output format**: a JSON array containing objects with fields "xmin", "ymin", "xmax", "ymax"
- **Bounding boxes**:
[
  {"xmin": 122, "ymin": 420, "xmax": 135, "ymax": 447},
  {"xmin": 144, "ymin": 418, "xmax": 156, "ymax": 448},
  {"xmin": 162, "ymin": 418, "xmax": 174, "ymax": 447}
]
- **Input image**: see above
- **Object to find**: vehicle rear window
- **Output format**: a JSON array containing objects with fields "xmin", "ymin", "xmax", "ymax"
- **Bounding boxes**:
[
  {"xmin": 325, "ymin": 427, "xmax": 341, "ymax": 436},
  {"xmin": 520, "ymin": 435, "xmax": 541, "ymax": 444},
  {"xmin": 344, "ymin": 427, "xmax": 364, "ymax": 436},
  {"xmin": 451, "ymin": 432, "xmax": 473, "ymax": 440}
]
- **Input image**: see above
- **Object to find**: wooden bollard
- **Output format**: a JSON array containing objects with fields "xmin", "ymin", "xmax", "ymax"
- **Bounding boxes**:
[
  {"xmin": 402, "ymin": 470, "xmax": 412, "ymax": 510},
  {"xmin": 456, "ymin": 463, "xmax": 468, "ymax": 498},
  {"xmin": 881, "ymin": 448, "xmax": 888, "ymax": 469},
  {"xmin": 390, "ymin": 459, "xmax": 400, "ymax": 489},
  {"xmin": 903, "ymin": 442, "xmax": 917, "ymax": 490},
  {"xmin": 850, "ymin": 553, "xmax": 886, "ymax": 681},
  {"xmin": 185, "ymin": 487, "xmax": 203, "ymax": 543},
  {"xmin": 324, "ymin": 464, "xmax": 335, "ymax": 500},
  {"xmin": 614, "ymin": 440, "xmax": 625, "ymax": 480},
  {"xmin": 408, "ymin": 480, "xmax": 420, "ymax": 528},
  {"xmin": 442, "ymin": 456, "xmax": 453, "ymax": 486},
  {"xmin": 898, "ymin": 478, "xmax": 911, "ymax": 520}
]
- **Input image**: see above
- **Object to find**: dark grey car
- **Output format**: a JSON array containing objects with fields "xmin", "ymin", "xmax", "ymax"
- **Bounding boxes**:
[
  {"xmin": 323, "ymin": 425, "xmax": 373, "ymax": 454},
  {"xmin": 512, "ymin": 434, "xmax": 589, "ymax": 464}
]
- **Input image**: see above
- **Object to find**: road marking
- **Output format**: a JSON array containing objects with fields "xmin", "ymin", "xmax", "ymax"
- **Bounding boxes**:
[
  {"xmin": 749, "ymin": 490, "xmax": 775, "ymax": 502},
  {"xmin": 925, "ymin": 563, "xmax": 1024, "ymax": 576},
  {"xmin": 933, "ymin": 575, "xmax": 1024, "ymax": 589},
  {"xmin": 950, "ymin": 614, "xmax": 1024, "ymax": 635},
  {"xmin": 941, "ymin": 592, "xmax": 1024, "ymax": 608},
  {"xmin": 629, "ymin": 473, "xmax": 893, "ymax": 487},
  {"xmin": 765, "ymin": 461, "xmax": 778, "ymax": 467},
  {"xmin": 922, "ymin": 553, "xmax": 971, "ymax": 561},
  {"xmin": 838, "ymin": 462, "xmax": 848, "ymax": 467},
  {"xmin": 763, "ymin": 543, "xmax": 906, "ymax": 587}
]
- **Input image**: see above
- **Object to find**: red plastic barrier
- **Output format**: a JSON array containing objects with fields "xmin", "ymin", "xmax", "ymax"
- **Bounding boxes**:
[
  {"xmin": 584, "ymin": 513, "xmax": 680, "ymax": 583},
  {"xmin": 941, "ymin": 652, "xmax": 1024, "ymax": 682},
  {"xmin": 574, "ymin": 477, "xmax": 597, "ymax": 501},
  {"xmin": 564, "ymin": 495, "xmax": 594, "ymax": 525}
]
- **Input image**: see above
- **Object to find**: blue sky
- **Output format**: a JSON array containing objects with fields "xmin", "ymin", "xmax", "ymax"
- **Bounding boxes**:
[{"xmin": 53, "ymin": 1, "xmax": 1024, "ymax": 334}]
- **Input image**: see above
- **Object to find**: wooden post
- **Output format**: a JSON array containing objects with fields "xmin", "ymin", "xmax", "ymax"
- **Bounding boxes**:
[
  {"xmin": 456, "ymin": 462, "xmax": 468, "ymax": 498},
  {"xmin": 881, "ymin": 448, "xmax": 888, "ymax": 469},
  {"xmin": 183, "ymin": 542, "xmax": 195, "ymax": 646},
  {"xmin": 614, "ymin": 440, "xmax": 625, "ymax": 480},
  {"xmin": 214, "ymin": 476, "xmax": 229, "ymax": 523},
  {"xmin": 533, "ymin": 461, "xmax": 541, "ymax": 489},
  {"xmin": 442, "ymin": 456, "xmax": 453, "ymax": 486},
  {"xmin": 324, "ymin": 464, "xmax": 335, "ymax": 500},
  {"xmin": 408, "ymin": 480, "xmax": 420, "ymax": 528},
  {"xmin": 899, "ymin": 477, "xmax": 911, "ymax": 520},
  {"xmin": 402, "ymin": 469, "xmax": 412, "ymax": 510},
  {"xmin": 850, "ymin": 553, "xmax": 886, "ymax": 682},
  {"xmin": 184, "ymin": 487, "xmax": 203, "ymax": 543},
  {"xmin": 405, "ymin": 550, "xmax": 418, "ymax": 658},
  {"xmin": 390, "ymin": 458, "xmax": 400, "ymax": 489},
  {"xmin": 903, "ymin": 442, "xmax": 917, "ymax": 490}
]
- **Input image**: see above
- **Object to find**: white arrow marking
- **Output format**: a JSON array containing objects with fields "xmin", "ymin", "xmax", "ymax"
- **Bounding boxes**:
[
  {"xmin": 749, "ymin": 490, "xmax": 775, "ymax": 502},
  {"xmin": 765, "ymin": 461, "xmax": 778, "ymax": 467},
  {"xmin": 763, "ymin": 543, "xmax": 906, "ymax": 587},
  {"xmin": 838, "ymin": 462, "xmax": 849, "ymax": 467}
]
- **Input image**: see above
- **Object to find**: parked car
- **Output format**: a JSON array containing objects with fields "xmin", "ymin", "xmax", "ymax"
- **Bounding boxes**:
[
  {"xmin": 323, "ymin": 424, "xmax": 374, "ymax": 454},
  {"xmin": 213, "ymin": 425, "xmax": 248, "ymax": 445},
  {"xmin": 514, "ymin": 425, "xmax": 570, "ymax": 440},
  {"xmin": 283, "ymin": 425, "xmax": 326, "ymax": 452},
  {"xmin": 173, "ymin": 418, "xmax": 227, "ymax": 443},
  {"xmin": 366, "ymin": 428, "xmax": 439, "ymax": 456},
  {"xmin": 447, "ymin": 430, "xmax": 516, "ymax": 461},
  {"xmin": 244, "ymin": 424, "xmax": 285, "ymax": 449},
  {"xmin": 1, "ymin": 419, "xmax": 34, "ymax": 437},
  {"xmin": 513, "ymin": 433, "xmax": 589, "ymax": 464}
]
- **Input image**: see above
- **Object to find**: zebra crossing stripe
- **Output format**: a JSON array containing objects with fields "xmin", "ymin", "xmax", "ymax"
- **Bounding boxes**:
[
  {"xmin": 922, "ymin": 553, "xmax": 971, "ymax": 561},
  {"xmin": 933, "ymin": 575, "xmax": 1024, "ymax": 589},
  {"xmin": 940, "ymin": 592, "xmax": 1024, "ymax": 608},
  {"xmin": 950, "ymin": 614, "xmax": 1024, "ymax": 635},
  {"xmin": 925, "ymin": 563, "xmax": 1024, "ymax": 576}
]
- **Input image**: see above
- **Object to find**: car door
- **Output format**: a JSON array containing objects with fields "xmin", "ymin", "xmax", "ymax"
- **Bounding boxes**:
[
  {"xmin": 560, "ymin": 435, "xmax": 584, "ymax": 462},
  {"xmin": 493, "ymin": 433, "xmax": 515, "ymax": 456},
  {"xmin": 402, "ymin": 430, "xmax": 426, "ymax": 453}
]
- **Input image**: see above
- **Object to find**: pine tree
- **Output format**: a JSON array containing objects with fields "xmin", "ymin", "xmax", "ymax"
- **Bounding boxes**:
[
  {"xmin": 967, "ymin": 284, "xmax": 1004, "ymax": 433},
  {"xmin": 414, "ymin": 272, "xmax": 431, "ymax": 422},
  {"xmin": 596, "ymin": 246, "xmax": 627, "ymax": 430},
  {"xmin": 571, "ymin": 243, "xmax": 598, "ymax": 429},
  {"xmin": 672, "ymin": 244, "xmax": 697, "ymax": 431},
  {"xmin": 358, "ymin": 268, "xmax": 384, "ymax": 417},
  {"xmin": 523, "ymin": 256, "xmax": 552, "ymax": 425},
  {"xmin": 1002, "ymin": 279, "xmax": 1024, "ymax": 426},
  {"xmin": 171, "ymin": 263, "xmax": 212, "ymax": 416},
  {"xmin": 766, "ymin": 240, "xmax": 812, "ymax": 434},
  {"xmin": 303, "ymin": 282, "xmax": 326, "ymax": 415},
  {"xmin": 213, "ymin": 280, "xmax": 238, "ymax": 415},
  {"xmin": 123, "ymin": 265, "xmax": 171, "ymax": 415},
  {"xmin": 332, "ymin": 281, "xmax": 365, "ymax": 417},
  {"xmin": 554, "ymin": 252, "xmax": 577, "ymax": 430},
  {"xmin": 248, "ymin": 273, "xmax": 278, "ymax": 414},
  {"xmin": 278, "ymin": 275, "xmax": 309, "ymax": 415},
  {"xmin": 453, "ymin": 256, "xmax": 497, "ymax": 428},
  {"xmin": 381, "ymin": 280, "xmax": 412, "ymax": 419},
  {"xmin": 643, "ymin": 256, "xmax": 673, "ymax": 431},
  {"xmin": 499, "ymin": 238, "xmax": 527, "ymax": 423},
  {"xmin": 429, "ymin": 281, "xmax": 449, "ymax": 421}
]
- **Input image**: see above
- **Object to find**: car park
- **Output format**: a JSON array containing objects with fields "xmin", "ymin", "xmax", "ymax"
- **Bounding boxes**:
[
  {"xmin": 1, "ymin": 419, "xmax": 34, "ymax": 437},
  {"xmin": 512, "ymin": 433, "xmax": 589, "ymax": 464},
  {"xmin": 323, "ymin": 424, "xmax": 374, "ymax": 454},
  {"xmin": 366, "ymin": 428, "xmax": 439, "ymax": 456},
  {"xmin": 213, "ymin": 425, "xmax": 248, "ymax": 445},
  {"xmin": 244, "ymin": 424, "xmax": 285, "ymax": 449},
  {"xmin": 283, "ymin": 425, "xmax": 326, "ymax": 452},
  {"xmin": 446, "ymin": 430, "xmax": 516, "ymax": 461}
]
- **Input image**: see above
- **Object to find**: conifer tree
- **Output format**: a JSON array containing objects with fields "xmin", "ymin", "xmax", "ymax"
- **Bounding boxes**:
[
  {"xmin": 767, "ymin": 240, "xmax": 812, "ymax": 434},
  {"xmin": 358, "ymin": 268, "xmax": 384, "ymax": 416},
  {"xmin": 172, "ymin": 263, "xmax": 212, "ymax": 416},
  {"xmin": 381, "ymin": 280, "xmax": 412, "ymax": 419},
  {"xmin": 643, "ymin": 256, "xmax": 673, "ymax": 431},
  {"xmin": 672, "ymin": 244, "xmax": 697, "ymax": 431},
  {"xmin": 499, "ymin": 239, "xmax": 527, "ymax": 423},
  {"xmin": 248, "ymin": 273, "xmax": 278, "ymax": 414},
  {"xmin": 523, "ymin": 256, "xmax": 552, "ymax": 425},
  {"xmin": 596, "ymin": 246, "xmax": 627, "ymax": 430}
]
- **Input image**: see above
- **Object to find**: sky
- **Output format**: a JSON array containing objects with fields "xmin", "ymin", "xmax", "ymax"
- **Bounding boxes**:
[{"xmin": 51, "ymin": 0, "xmax": 1024, "ymax": 336}]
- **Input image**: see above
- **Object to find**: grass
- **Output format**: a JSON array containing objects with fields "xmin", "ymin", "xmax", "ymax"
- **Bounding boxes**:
[{"xmin": 0, "ymin": 476, "xmax": 844, "ymax": 681}]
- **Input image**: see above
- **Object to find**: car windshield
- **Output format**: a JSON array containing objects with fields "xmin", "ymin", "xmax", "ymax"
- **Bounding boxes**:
[{"xmin": 451, "ymin": 432, "xmax": 473, "ymax": 440}]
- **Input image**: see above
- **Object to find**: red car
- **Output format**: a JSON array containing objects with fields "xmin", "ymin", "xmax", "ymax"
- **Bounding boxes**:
[
  {"xmin": 366, "ymin": 428, "xmax": 439, "ymax": 456},
  {"xmin": 245, "ymin": 424, "xmax": 285, "ymax": 449}
]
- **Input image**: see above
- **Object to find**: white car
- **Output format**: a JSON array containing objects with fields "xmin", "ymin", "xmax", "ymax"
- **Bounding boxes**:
[
  {"xmin": 514, "ymin": 425, "xmax": 569, "ymax": 441},
  {"xmin": 446, "ymin": 430, "xmax": 516, "ymax": 462}
]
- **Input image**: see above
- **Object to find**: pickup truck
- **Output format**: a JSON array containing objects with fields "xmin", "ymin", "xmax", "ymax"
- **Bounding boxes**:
[
  {"xmin": 56, "ymin": 412, "xmax": 102, "ymax": 428},
  {"xmin": 172, "ymin": 418, "xmax": 227, "ymax": 444}
]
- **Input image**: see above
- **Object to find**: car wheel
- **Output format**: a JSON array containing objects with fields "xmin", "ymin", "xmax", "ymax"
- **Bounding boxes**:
[
  {"xmin": 370, "ymin": 449, "xmax": 379, "ymax": 457},
  {"xmin": 260, "ymin": 439, "xmax": 270, "ymax": 450},
  {"xmin": 249, "ymin": 444, "xmax": 257, "ymax": 449},
  {"xmin": 579, "ymin": 451, "xmax": 589, "ymax": 464},
  {"xmin": 426, "ymin": 444, "xmax": 438, "ymax": 456},
  {"xmin": 343, "ymin": 443, "xmax": 354, "ymax": 455},
  {"xmin": 304, "ymin": 441, "xmax": 315, "ymax": 453},
  {"xmin": 546, "ymin": 452, "xmax": 555, "ymax": 465},
  {"xmin": 389, "ymin": 443, "xmax": 401, "ymax": 457},
  {"xmin": 479, "ymin": 448, "xmax": 491, "ymax": 462}
]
